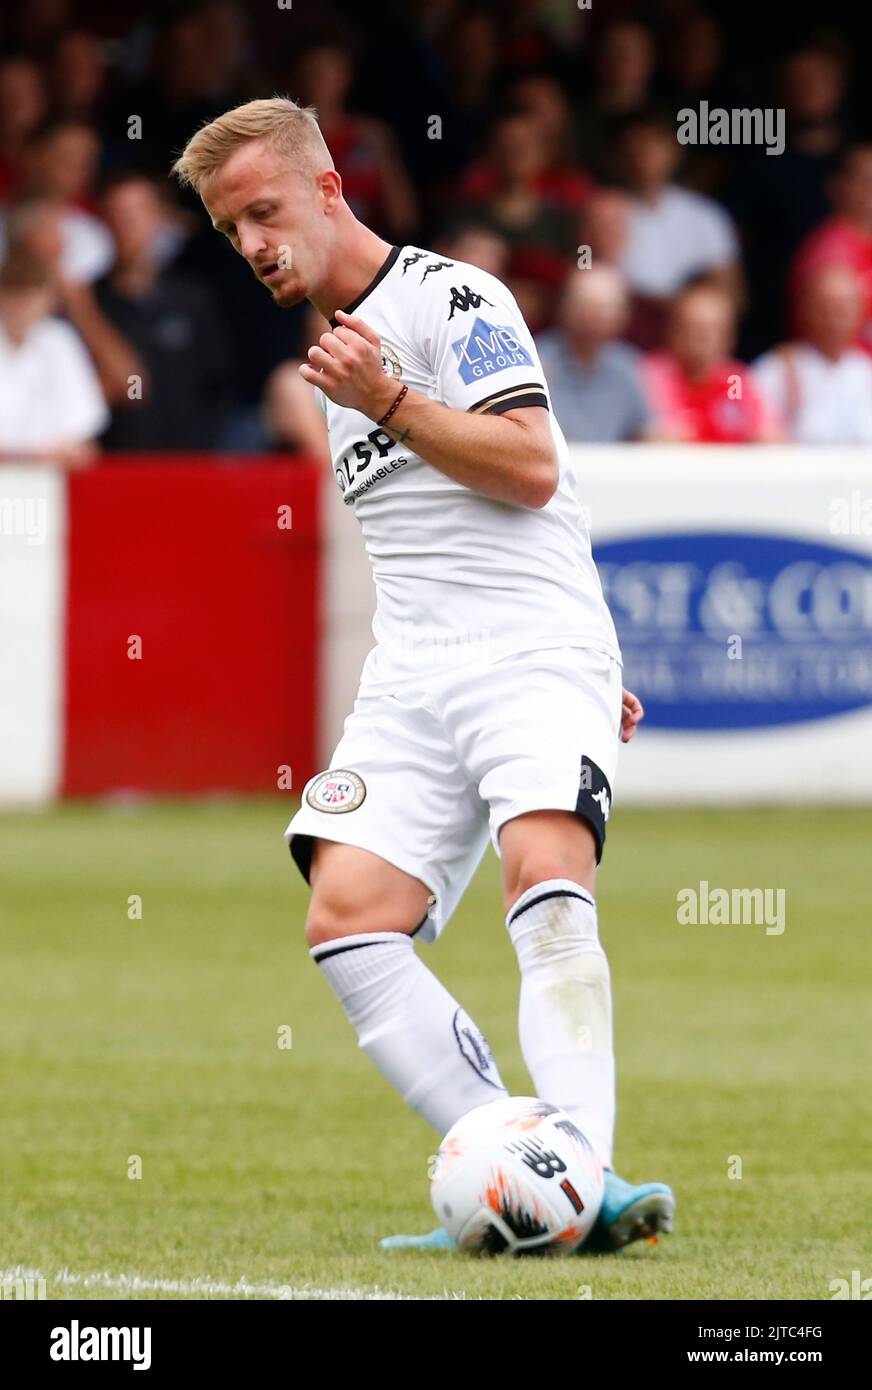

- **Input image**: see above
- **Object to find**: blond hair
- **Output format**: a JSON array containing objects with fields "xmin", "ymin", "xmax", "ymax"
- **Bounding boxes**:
[{"xmin": 171, "ymin": 96, "xmax": 333, "ymax": 194}]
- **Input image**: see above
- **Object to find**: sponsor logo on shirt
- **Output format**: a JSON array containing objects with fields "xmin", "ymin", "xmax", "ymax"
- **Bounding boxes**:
[{"xmin": 452, "ymin": 316, "xmax": 534, "ymax": 383}]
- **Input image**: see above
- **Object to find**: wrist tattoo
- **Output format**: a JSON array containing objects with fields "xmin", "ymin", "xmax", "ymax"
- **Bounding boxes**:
[{"xmin": 388, "ymin": 424, "xmax": 414, "ymax": 445}]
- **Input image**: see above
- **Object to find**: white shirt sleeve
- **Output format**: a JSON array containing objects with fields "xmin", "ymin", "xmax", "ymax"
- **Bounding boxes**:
[
  {"xmin": 47, "ymin": 320, "xmax": 110, "ymax": 442},
  {"xmin": 751, "ymin": 350, "xmax": 787, "ymax": 414},
  {"xmin": 421, "ymin": 267, "xmax": 549, "ymax": 416},
  {"xmin": 695, "ymin": 197, "xmax": 740, "ymax": 267}
]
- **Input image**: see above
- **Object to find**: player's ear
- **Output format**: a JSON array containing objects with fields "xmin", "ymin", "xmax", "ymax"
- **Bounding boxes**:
[{"xmin": 317, "ymin": 168, "xmax": 343, "ymax": 213}]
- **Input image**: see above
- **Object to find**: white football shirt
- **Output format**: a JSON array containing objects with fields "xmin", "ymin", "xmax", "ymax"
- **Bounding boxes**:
[{"xmin": 316, "ymin": 244, "xmax": 621, "ymax": 673}]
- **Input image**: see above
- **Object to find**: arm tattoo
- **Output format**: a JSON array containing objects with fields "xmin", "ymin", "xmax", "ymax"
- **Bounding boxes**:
[{"xmin": 387, "ymin": 424, "xmax": 414, "ymax": 445}]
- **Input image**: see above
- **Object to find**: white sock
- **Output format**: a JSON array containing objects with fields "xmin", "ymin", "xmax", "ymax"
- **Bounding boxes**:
[
  {"xmin": 311, "ymin": 931, "xmax": 508, "ymax": 1136},
  {"xmin": 507, "ymin": 879, "xmax": 615, "ymax": 1167}
]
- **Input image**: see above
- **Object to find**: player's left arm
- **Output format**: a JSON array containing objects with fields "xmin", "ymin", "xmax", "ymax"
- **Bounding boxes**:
[{"xmin": 299, "ymin": 308, "xmax": 558, "ymax": 510}]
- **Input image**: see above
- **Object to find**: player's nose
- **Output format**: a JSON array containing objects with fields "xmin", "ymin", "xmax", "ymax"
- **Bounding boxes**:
[{"xmin": 238, "ymin": 224, "xmax": 267, "ymax": 262}]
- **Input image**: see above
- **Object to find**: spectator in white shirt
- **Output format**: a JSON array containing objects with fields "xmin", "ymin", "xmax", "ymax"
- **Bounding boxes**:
[
  {"xmin": 753, "ymin": 265, "xmax": 872, "ymax": 444},
  {"xmin": 0, "ymin": 250, "xmax": 109, "ymax": 468},
  {"xmin": 616, "ymin": 109, "xmax": 743, "ymax": 348}
]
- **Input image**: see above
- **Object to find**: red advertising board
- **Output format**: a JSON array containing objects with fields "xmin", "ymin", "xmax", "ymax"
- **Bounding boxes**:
[{"xmin": 62, "ymin": 458, "xmax": 320, "ymax": 795}]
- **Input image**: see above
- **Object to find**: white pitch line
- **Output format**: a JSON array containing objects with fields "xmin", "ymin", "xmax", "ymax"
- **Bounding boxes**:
[{"xmin": 1, "ymin": 1266, "xmax": 477, "ymax": 1302}]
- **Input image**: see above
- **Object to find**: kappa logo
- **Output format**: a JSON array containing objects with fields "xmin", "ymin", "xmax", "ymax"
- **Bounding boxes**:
[
  {"xmin": 589, "ymin": 789, "xmax": 611, "ymax": 817},
  {"xmin": 592, "ymin": 787, "xmax": 610, "ymax": 821},
  {"xmin": 452, "ymin": 316, "xmax": 534, "ymax": 383},
  {"xmin": 447, "ymin": 284, "xmax": 495, "ymax": 320},
  {"xmin": 420, "ymin": 259, "xmax": 454, "ymax": 283},
  {"xmin": 401, "ymin": 250, "xmax": 427, "ymax": 275}
]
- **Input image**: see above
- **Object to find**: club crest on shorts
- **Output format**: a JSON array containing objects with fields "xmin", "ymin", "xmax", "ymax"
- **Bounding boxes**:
[{"xmin": 306, "ymin": 769, "xmax": 367, "ymax": 813}]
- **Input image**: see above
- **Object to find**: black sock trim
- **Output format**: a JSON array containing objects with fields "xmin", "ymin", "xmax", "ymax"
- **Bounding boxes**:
[
  {"xmin": 507, "ymin": 887, "xmax": 594, "ymax": 928},
  {"xmin": 312, "ymin": 930, "xmax": 421, "ymax": 964},
  {"xmin": 313, "ymin": 939, "xmax": 390, "ymax": 964}
]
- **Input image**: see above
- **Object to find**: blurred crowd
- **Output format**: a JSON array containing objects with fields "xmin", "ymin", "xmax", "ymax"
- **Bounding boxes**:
[{"xmin": 2, "ymin": 0, "xmax": 872, "ymax": 467}]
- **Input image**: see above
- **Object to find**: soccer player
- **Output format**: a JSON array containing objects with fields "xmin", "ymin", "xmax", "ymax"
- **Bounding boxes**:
[{"xmin": 172, "ymin": 98, "xmax": 675, "ymax": 1253}]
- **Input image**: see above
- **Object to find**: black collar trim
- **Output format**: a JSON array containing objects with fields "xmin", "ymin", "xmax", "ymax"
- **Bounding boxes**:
[{"xmin": 329, "ymin": 245, "xmax": 401, "ymax": 327}]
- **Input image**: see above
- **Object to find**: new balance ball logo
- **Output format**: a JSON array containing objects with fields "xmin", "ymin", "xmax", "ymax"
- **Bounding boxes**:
[{"xmin": 507, "ymin": 1137, "xmax": 568, "ymax": 1179}]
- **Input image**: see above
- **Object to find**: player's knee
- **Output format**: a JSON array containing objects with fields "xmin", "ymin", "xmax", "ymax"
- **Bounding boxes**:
[
  {"xmin": 304, "ymin": 889, "xmax": 418, "ymax": 948},
  {"xmin": 304, "ymin": 840, "xmax": 432, "ymax": 946},
  {"xmin": 501, "ymin": 814, "xmax": 599, "ymax": 916},
  {"xmin": 503, "ymin": 855, "xmax": 594, "ymax": 917},
  {"xmin": 305, "ymin": 900, "xmax": 369, "ymax": 947}
]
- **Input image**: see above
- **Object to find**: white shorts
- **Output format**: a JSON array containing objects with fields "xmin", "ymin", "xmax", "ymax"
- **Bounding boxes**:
[{"xmin": 285, "ymin": 645, "xmax": 623, "ymax": 944}]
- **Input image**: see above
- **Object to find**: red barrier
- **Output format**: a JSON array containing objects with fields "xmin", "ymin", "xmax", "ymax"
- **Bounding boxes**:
[{"xmin": 63, "ymin": 457, "xmax": 320, "ymax": 795}]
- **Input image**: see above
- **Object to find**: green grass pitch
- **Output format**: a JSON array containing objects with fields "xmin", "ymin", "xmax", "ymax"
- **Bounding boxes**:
[{"xmin": 1, "ymin": 799, "xmax": 869, "ymax": 1300}]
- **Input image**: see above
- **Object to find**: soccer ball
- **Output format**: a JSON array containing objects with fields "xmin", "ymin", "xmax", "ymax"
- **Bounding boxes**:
[{"xmin": 430, "ymin": 1096, "xmax": 604, "ymax": 1255}]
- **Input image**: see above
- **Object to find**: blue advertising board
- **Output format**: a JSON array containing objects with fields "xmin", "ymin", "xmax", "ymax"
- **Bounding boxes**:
[{"xmin": 595, "ymin": 532, "xmax": 872, "ymax": 730}]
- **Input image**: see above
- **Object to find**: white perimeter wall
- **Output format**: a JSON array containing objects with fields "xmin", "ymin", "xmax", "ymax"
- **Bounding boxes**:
[{"xmin": 0, "ymin": 467, "xmax": 67, "ymax": 804}]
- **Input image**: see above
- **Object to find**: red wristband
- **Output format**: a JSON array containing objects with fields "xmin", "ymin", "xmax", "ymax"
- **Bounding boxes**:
[{"xmin": 377, "ymin": 383, "xmax": 408, "ymax": 427}]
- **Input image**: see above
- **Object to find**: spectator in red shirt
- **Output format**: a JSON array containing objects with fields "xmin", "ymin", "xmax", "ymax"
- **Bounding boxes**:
[
  {"xmin": 643, "ymin": 282, "xmax": 782, "ymax": 443},
  {"xmin": 791, "ymin": 144, "xmax": 872, "ymax": 354}
]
